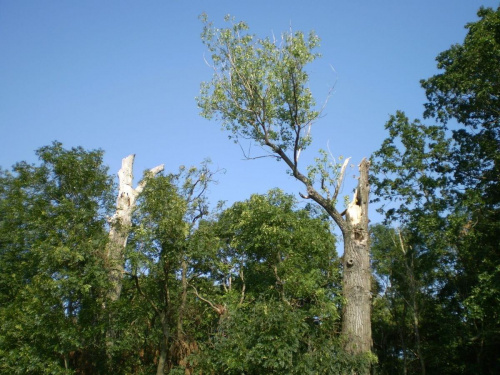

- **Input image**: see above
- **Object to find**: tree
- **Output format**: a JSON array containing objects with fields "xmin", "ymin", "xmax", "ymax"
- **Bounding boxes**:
[
  {"xmin": 371, "ymin": 225, "xmax": 430, "ymax": 375},
  {"xmin": 420, "ymin": 9, "xmax": 500, "ymax": 372},
  {"xmin": 371, "ymin": 6, "xmax": 500, "ymax": 374},
  {"xmin": 420, "ymin": 6, "xmax": 500, "ymax": 228},
  {"xmin": 0, "ymin": 142, "xmax": 113, "ymax": 374},
  {"xmin": 197, "ymin": 15, "xmax": 374, "ymax": 365},
  {"xmin": 128, "ymin": 162, "xmax": 216, "ymax": 375},
  {"xmin": 195, "ymin": 189, "xmax": 367, "ymax": 374}
]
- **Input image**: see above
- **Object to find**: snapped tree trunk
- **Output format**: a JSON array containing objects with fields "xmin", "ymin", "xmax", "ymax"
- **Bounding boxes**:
[
  {"xmin": 106, "ymin": 154, "xmax": 164, "ymax": 302},
  {"xmin": 342, "ymin": 159, "xmax": 372, "ymax": 356}
]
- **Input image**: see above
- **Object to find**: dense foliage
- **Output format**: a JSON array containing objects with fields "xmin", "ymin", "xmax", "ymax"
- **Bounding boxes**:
[
  {"xmin": 1, "ymin": 6, "xmax": 499, "ymax": 375},
  {"xmin": 371, "ymin": 6, "xmax": 500, "ymax": 375},
  {"xmin": 0, "ymin": 147, "xmax": 351, "ymax": 373},
  {"xmin": 195, "ymin": 190, "xmax": 350, "ymax": 374},
  {"xmin": 0, "ymin": 142, "xmax": 113, "ymax": 373}
]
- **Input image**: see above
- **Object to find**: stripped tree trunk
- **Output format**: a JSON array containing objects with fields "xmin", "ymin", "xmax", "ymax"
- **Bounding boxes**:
[
  {"xmin": 106, "ymin": 154, "xmax": 164, "ymax": 302},
  {"xmin": 342, "ymin": 159, "xmax": 372, "ymax": 357}
]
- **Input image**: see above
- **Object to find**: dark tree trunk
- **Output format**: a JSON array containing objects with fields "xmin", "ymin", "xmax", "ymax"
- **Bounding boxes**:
[{"xmin": 156, "ymin": 312, "xmax": 170, "ymax": 375}]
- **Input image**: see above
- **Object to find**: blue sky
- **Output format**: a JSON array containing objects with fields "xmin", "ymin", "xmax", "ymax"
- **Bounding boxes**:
[{"xmin": 1, "ymin": 0, "xmax": 497, "ymax": 220}]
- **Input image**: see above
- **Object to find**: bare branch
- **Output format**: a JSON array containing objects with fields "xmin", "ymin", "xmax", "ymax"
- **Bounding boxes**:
[
  {"xmin": 318, "ymin": 64, "xmax": 338, "ymax": 116},
  {"xmin": 136, "ymin": 164, "xmax": 165, "ymax": 194},
  {"xmin": 333, "ymin": 157, "xmax": 351, "ymax": 202},
  {"xmin": 238, "ymin": 141, "xmax": 278, "ymax": 160},
  {"xmin": 239, "ymin": 268, "xmax": 246, "ymax": 305}
]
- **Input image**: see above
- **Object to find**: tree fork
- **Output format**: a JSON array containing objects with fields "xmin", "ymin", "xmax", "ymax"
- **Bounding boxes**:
[
  {"xmin": 198, "ymin": 18, "xmax": 374, "ymax": 368},
  {"xmin": 106, "ymin": 154, "xmax": 164, "ymax": 303}
]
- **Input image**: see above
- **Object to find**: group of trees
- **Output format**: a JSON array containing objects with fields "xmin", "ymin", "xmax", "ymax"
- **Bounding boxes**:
[
  {"xmin": 0, "ymin": 145, "xmax": 353, "ymax": 373},
  {"xmin": 370, "ymin": 6, "xmax": 500, "ymax": 374},
  {"xmin": 0, "ymin": 6, "xmax": 498, "ymax": 374}
]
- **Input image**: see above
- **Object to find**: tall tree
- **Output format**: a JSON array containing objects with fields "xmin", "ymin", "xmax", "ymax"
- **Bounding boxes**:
[
  {"xmin": 0, "ymin": 142, "xmax": 113, "ymax": 374},
  {"xmin": 197, "ymin": 15, "xmax": 374, "ymax": 366},
  {"xmin": 128, "ymin": 162, "xmax": 216, "ymax": 375},
  {"xmin": 420, "ymin": 6, "xmax": 500, "ymax": 226},
  {"xmin": 195, "ymin": 189, "xmax": 366, "ymax": 374},
  {"xmin": 420, "ymin": 8, "xmax": 500, "ymax": 372},
  {"xmin": 371, "ymin": 225, "xmax": 430, "ymax": 375},
  {"xmin": 371, "ymin": 6, "xmax": 500, "ymax": 374}
]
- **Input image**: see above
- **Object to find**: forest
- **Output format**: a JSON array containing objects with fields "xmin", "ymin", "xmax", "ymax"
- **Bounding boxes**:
[{"xmin": 0, "ymin": 6, "xmax": 499, "ymax": 375}]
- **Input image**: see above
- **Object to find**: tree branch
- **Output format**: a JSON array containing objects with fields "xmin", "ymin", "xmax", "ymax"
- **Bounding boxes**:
[
  {"xmin": 133, "ymin": 273, "xmax": 161, "ymax": 316},
  {"xmin": 191, "ymin": 285, "xmax": 226, "ymax": 316}
]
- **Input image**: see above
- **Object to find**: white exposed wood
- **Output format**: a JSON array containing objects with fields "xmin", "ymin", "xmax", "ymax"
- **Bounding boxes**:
[
  {"xmin": 346, "ymin": 188, "xmax": 362, "ymax": 225},
  {"xmin": 106, "ymin": 154, "xmax": 164, "ymax": 302},
  {"xmin": 333, "ymin": 157, "xmax": 351, "ymax": 202}
]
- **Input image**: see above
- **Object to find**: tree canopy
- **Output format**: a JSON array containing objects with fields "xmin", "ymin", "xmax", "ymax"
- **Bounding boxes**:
[
  {"xmin": 198, "ymin": 15, "xmax": 374, "ymax": 365},
  {"xmin": 371, "ymin": 6, "xmax": 500, "ymax": 374},
  {"xmin": 1, "ymin": 6, "xmax": 499, "ymax": 375}
]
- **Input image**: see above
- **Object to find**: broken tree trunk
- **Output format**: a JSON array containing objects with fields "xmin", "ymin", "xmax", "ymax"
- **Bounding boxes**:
[
  {"xmin": 342, "ymin": 158, "xmax": 372, "ymax": 358},
  {"xmin": 106, "ymin": 154, "xmax": 164, "ymax": 303},
  {"xmin": 278, "ymin": 150, "xmax": 373, "ymax": 363}
]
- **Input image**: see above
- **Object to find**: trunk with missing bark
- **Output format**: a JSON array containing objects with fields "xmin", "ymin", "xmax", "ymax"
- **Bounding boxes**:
[
  {"xmin": 106, "ymin": 154, "xmax": 164, "ymax": 303},
  {"xmin": 105, "ymin": 155, "xmax": 164, "ymax": 370},
  {"xmin": 342, "ymin": 159, "xmax": 372, "ymax": 358}
]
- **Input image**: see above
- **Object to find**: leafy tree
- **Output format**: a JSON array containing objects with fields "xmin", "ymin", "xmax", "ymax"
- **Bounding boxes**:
[
  {"xmin": 196, "ymin": 190, "xmax": 369, "ymax": 374},
  {"xmin": 421, "ymin": 14, "xmax": 500, "ymax": 367},
  {"xmin": 0, "ymin": 142, "xmax": 113, "ymax": 374},
  {"xmin": 371, "ymin": 225, "xmax": 436, "ymax": 375},
  {"xmin": 125, "ymin": 162, "xmax": 216, "ymax": 375},
  {"xmin": 198, "ymin": 15, "xmax": 374, "ymax": 364},
  {"xmin": 371, "ymin": 6, "xmax": 500, "ymax": 374}
]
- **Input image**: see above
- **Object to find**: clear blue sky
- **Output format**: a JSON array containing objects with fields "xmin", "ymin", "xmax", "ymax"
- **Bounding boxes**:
[{"xmin": 1, "ymin": 0, "xmax": 497, "ymax": 219}]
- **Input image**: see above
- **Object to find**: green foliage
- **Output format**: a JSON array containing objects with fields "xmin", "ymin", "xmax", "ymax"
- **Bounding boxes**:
[
  {"xmin": 198, "ymin": 15, "xmax": 320, "ymax": 152},
  {"xmin": 0, "ymin": 142, "xmax": 370, "ymax": 373},
  {"xmin": 421, "ymin": 7, "xmax": 500, "ymax": 129},
  {"xmin": 421, "ymin": 6, "xmax": 500, "ymax": 207},
  {"xmin": 371, "ymin": 111, "xmax": 451, "ymax": 227},
  {"xmin": 195, "ymin": 190, "xmax": 370, "ymax": 373},
  {"xmin": 197, "ymin": 15, "xmax": 375, "ymax": 368},
  {"xmin": 123, "ymin": 163, "xmax": 217, "ymax": 374},
  {"xmin": 371, "ymin": 6, "xmax": 500, "ymax": 374},
  {"xmin": 197, "ymin": 14, "xmax": 357, "ymax": 227},
  {"xmin": 199, "ymin": 298, "xmax": 363, "ymax": 375},
  {"xmin": 370, "ymin": 225, "xmax": 431, "ymax": 374},
  {"xmin": 214, "ymin": 189, "xmax": 339, "ymax": 302},
  {"xmin": 307, "ymin": 151, "xmax": 351, "ymax": 203},
  {"xmin": 0, "ymin": 142, "xmax": 113, "ymax": 373}
]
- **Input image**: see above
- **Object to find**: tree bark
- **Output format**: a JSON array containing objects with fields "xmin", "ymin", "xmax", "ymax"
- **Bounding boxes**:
[
  {"xmin": 342, "ymin": 159, "xmax": 372, "ymax": 357},
  {"xmin": 177, "ymin": 259, "xmax": 188, "ymax": 336},
  {"xmin": 106, "ymin": 154, "xmax": 164, "ymax": 302},
  {"xmin": 156, "ymin": 312, "xmax": 170, "ymax": 375},
  {"xmin": 276, "ymin": 150, "xmax": 373, "ymax": 360}
]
